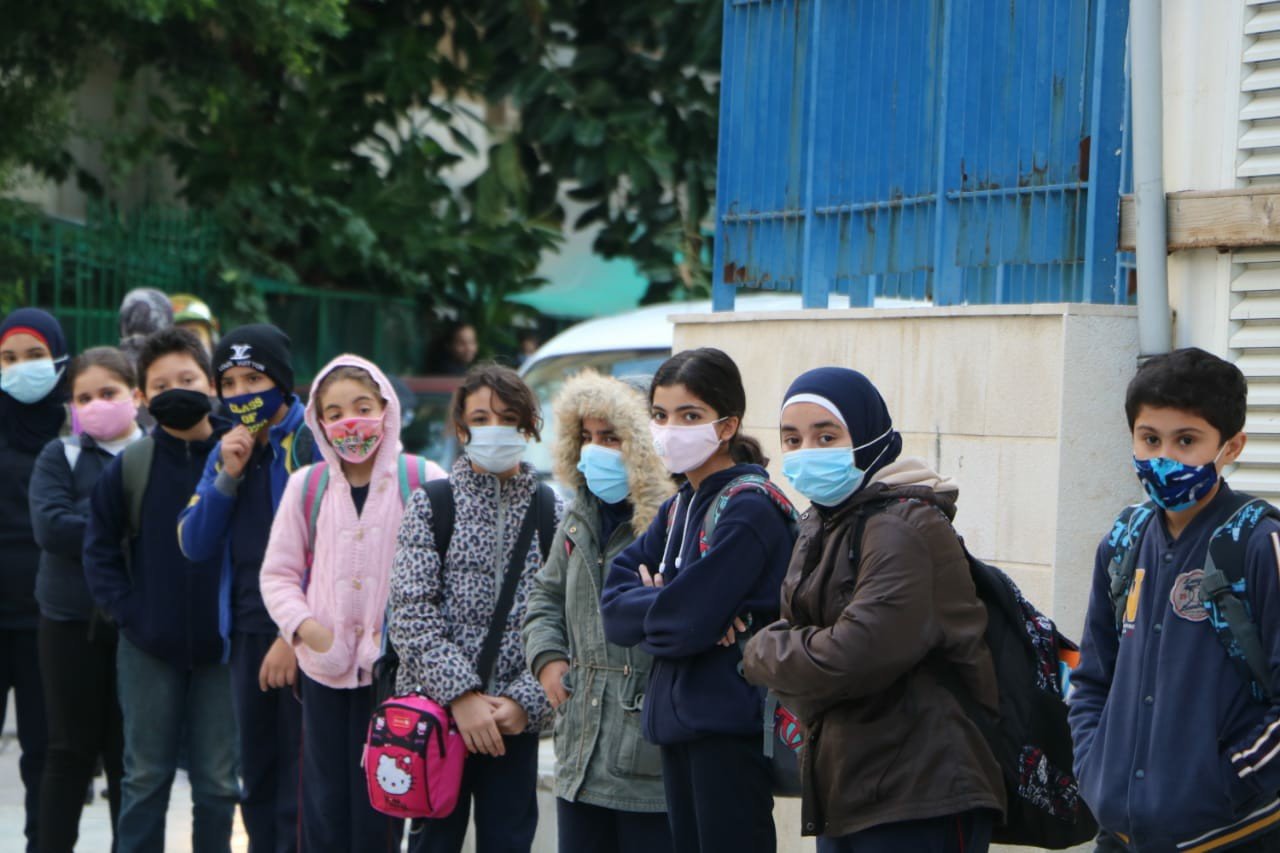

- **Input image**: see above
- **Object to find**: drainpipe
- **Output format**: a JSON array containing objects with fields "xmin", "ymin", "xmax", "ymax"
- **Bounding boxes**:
[{"xmin": 1131, "ymin": 0, "xmax": 1171, "ymax": 356}]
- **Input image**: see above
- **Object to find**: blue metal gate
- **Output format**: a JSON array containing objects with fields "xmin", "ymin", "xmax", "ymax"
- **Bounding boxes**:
[{"xmin": 711, "ymin": 0, "xmax": 1131, "ymax": 309}]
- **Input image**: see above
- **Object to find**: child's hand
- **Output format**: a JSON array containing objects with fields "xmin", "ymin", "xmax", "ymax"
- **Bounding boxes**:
[
  {"xmin": 452, "ymin": 692, "xmax": 504, "ymax": 756},
  {"xmin": 537, "ymin": 660, "xmax": 570, "ymax": 709},
  {"xmin": 258, "ymin": 637, "xmax": 298, "ymax": 691},
  {"xmin": 220, "ymin": 425, "xmax": 254, "ymax": 479},
  {"xmin": 718, "ymin": 617, "xmax": 750, "ymax": 648},
  {"xmin": 297, "ymin": 618, "xmax": 334, "ymax": 654},
  {"xmin": 639, "ymin": 564, "xmax": 664, "ymax": 588},
  {"xmin": 487, "ymin": 696, "xmax": 530, "ymax": 735}
]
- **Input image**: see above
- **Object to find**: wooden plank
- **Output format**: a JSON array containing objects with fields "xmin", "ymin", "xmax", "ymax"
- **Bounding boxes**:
[{"xmin": 1119, "ymin": 189, "xmax": 1280, "ymax": 252}]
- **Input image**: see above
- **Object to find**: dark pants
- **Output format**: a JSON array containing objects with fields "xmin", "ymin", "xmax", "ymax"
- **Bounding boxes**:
[
  {"xmin": 0, "ymin": 627, "xmax": 48, "ymax": 852},
  {"xmin": 817, "ymin": 811, "xmax": 993, "ymax": 853},
  {"xmin": 660, "ymin": 734, "xmax": 775, "ymax": 853},
  {"xmin": 1096, "ymin": 829, "xmax": 1280, "ymax": 852},
  {"xmin": 299, "ymin": 674, "xmax": 402, "ymax": 852},
  {"xmin": 37, "ymin": 616, "xmax": 123, "ymax": 853},
  {"xmin": 231, "ymin": 631, "xmax": 302, "ymax": 853},
  {"xmin": 555, "ymin": 798, "xmax": 673, "ymax": 853},
  {"xmin": 408, "ymin": 732, "xmax": 539, "ymax": 853}
]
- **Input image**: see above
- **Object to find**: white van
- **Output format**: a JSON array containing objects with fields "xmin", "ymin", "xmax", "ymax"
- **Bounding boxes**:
[{"xmin": 519, "ymin": 293, "xmax": 924, "ymax": 479}]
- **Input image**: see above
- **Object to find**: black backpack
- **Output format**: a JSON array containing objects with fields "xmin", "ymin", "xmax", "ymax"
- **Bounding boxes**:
[{"xmin": 849, "ymin": 497, "xmax": 1097, "ymax": 849}]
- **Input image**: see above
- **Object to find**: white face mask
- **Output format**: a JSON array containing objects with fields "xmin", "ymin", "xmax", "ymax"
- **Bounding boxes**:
[{"xmin": 466, "ymin": 425, "xmax": 528, "ymax": 473}]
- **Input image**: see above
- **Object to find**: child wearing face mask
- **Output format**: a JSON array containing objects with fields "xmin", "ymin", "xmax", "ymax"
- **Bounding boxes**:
[
  {"xmin": 522, "ymin": 371, "xmax": 675, "ymax": 853},
  {"xmin": 389, "ymin": 364, "xmax": 562, "ymax": 853},
  {"xmin": 178, "ymin": 324, "xmax": 320, "ymax": 853},
  {"xmin": 260, "ymin": 355, "xmax": 445, "ymax": 851},
  {"xmin": 599, "ymin": 348, "xmax": 797, "ymax": 853},
  {"xmin": 0, "ymin": 307, "xmax": 68, "ymax": 852},
  {"xmin": 30, "ymin": 346, "xmax": 142, "ymax": 851}
]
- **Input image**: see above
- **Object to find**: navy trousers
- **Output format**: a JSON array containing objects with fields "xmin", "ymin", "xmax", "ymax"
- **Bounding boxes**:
[
  {"xmin": 298, "ymin": 674, "xmax": 402, "ymax": 852},
  {"xmin": 230, "ymin": 631, "xmax": 302, "ymax": 853},
  {"xmin": 555, "ymin": 798, "xmax": 673, "ymax": 853},
  {"xmin": 408, "ymin": 732, "xmax": 540, "ymax": 853},
  {"xmin": 0, "ymin": 627, "xmax": 47, "ymax": 853},
  {"xmin": 817, "ymin": 811, "xmax": 994, "ymax": 853},
  {"xmin": 660, "ymin": 734, "xmax": 775, "ymax": 853}
]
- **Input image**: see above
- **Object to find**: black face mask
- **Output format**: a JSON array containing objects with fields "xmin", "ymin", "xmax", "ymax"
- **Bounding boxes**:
[{"xmin": 148, "ymin": 388, "xmax": 213, "ymax": 431}]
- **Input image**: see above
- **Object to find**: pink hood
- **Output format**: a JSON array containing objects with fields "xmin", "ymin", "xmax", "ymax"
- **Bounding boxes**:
[{"xmin": 304, "ymin": 353, "xmax": 403, "ymax": 481}]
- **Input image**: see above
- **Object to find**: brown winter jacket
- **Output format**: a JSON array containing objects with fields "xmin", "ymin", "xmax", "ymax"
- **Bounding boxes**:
[{"xmin": 741, "ymin": 458, "xmax": 1004, "ymax": 838}]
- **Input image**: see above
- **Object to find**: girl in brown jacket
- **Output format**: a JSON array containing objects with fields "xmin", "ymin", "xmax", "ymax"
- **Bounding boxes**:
[{"xmin": 742, "ymin": 367, "xmax": 1004, "ymax": 853}]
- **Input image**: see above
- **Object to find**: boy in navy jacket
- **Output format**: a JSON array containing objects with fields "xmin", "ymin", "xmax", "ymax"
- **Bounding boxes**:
[
  {"xmin": 1069, "ymin": 348, "xmax": 1280, "ymax": 852},
  {"xmin": 84, "ymin": 327, "xmax": 238, "ymax": 852},
  {"xmin": 178, "ymin": 324, "xmax": 318, "ymax": 853}
]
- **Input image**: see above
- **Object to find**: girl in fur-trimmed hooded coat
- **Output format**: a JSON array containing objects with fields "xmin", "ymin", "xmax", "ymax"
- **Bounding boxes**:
[{"xmin": 522, "ymin": 371, "xmax": 675, "ymax": 853}]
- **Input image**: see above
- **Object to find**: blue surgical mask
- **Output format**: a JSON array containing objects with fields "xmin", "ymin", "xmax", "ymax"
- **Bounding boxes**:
[
  {"xmin": 1132, "ymin": 447, "xmax": 1226, "ymax": 511},
  {"xmin": 781, "ymin": 427, "xmax": 893, "ymax": 507},
  {"xmin": 577, "ymin": 444, "xmax": 630, "ymax": 504},
  {"xmin": 467, "ymin": 425, "xmax": 528, "ymax": 473},
  {"xmin": 1, "ymin": 357, "xmax": 64, "ymax": 404},
  {"xmin": 224, "ymin": 386, "xmax": 286, "ymax": 435}
]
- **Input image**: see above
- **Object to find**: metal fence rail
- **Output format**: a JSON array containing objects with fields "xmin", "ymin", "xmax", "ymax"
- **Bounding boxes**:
[{"xmin": 712, "ymin": 0, "xmax": 1131, "ymax": 309}]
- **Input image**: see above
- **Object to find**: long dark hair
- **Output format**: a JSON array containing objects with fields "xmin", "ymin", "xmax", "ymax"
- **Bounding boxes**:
[{"xmin": 649, "ymin": 347, "xmax": 767, "ymax": 466}]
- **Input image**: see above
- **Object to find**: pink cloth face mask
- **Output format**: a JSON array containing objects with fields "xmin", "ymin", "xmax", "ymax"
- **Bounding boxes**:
[
  {"xmin": 77, "ymin": 398, "xmax": 138, "ymax": 442},
  {"xmin": 649, "ymin": 418, "xmax": 726, "ymax": 475},
  {"xmin": 323, "ymin": 416, "xmax": 385, "ymax": 463}
]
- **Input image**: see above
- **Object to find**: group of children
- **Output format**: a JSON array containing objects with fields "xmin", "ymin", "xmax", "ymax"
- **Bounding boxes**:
[{"xmin": 1, "ymin": 301, "xmax": 1277, "ymax": 853}]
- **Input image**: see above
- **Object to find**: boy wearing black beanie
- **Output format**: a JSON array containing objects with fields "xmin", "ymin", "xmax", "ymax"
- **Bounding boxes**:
[{"xmin": 178, "ymin": 324, "xmax": 319, "ymax": 853}]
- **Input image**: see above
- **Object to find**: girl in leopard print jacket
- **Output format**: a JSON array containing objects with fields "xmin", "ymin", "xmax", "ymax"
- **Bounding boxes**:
[{"xmin": 388, "ymin": 365, "xmax": 563, "ymax": 853}]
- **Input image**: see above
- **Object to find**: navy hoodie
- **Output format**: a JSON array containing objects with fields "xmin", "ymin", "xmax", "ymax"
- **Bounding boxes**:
[
  {"xmin": 600, "ymin": 463, "xmax": 795, "ymax": 745},
  {"xmin": 0, "ymin": 427, "xmax": 60, "ymax": 629},
  {"xmin": 178, "ymin": 399, "xmax": 316, "ymax": 636},
  {"xmin": 1069, "ymin": 483, "xmax": 1280, "ymax": 851},
  {"xmin": 83, "ymin": 416, "xmax": 232, "ymax": 668},
  {"xmin": 30, "ymin": 431, "xmax": 141, "ymax": 621}
]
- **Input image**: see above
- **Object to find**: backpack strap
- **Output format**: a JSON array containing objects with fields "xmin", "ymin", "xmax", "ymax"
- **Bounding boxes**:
[
  {"xmin": 1104, "ymin": 502, "xmax": 1157, "ymax": 634},
  {"xmin": 535, "ymin": 482, "xmax": 556, "ymax": 563},
  {"xmin": 397, "ymin": 454, "xmax": 431, "ymax": 504},
  {"xmin": 474, "ymin": 484, "xmax": 545, "ymax": 687},
  {"xmin": 1202, "ymin": 493, "xmax": 1279, "ymax": 702},
  {"xmin": 288, "ymin": 425, "xmax": 317, "ymax": 473},
  {"xmin": 423, "ymin": 479, "xmax": 456, "ymax": 565},
  {"xmin": 700, "ymin": 474, "xmax": 798, "ymax": 555},
  {"xmin": 119, "ymin": 437, "xmax": 156, "ymax": 541},
  {"xmin": 301, "ymin": 463, "xmax": 330, "ymax": 590},
  {"xmin": 61, "ymin": 435, "xmax": 82, "ymax": 473}
]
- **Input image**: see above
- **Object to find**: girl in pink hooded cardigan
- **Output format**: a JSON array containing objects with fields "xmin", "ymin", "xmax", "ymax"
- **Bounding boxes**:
[{"xmin": 260, "ymin": 354, "xmax": 445, "ymax": 851}]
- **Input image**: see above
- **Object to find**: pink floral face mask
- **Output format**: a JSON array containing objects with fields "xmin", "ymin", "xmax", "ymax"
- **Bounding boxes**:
[{"xmin": 323, "ymin": 415, "xmax": 385, "ymax": 464}]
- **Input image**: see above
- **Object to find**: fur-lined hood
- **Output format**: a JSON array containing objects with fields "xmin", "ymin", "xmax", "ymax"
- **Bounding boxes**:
[{"xmin": 551, "ymin": 370, "xmax": 673, "ymax": 535}]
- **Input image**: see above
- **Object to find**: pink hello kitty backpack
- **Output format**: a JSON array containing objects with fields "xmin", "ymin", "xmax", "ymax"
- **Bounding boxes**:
[{"xmin": 364, "ymin": 696, "xmax": 465, "ymax": 819}]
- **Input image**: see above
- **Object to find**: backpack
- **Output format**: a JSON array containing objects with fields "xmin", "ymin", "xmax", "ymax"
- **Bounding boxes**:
[
  {"xmin": 1104, "ymin": 492, "xmax": 1278, "ymax": 702},
  {"xmin": 847, "ymin": 496, "xmax": 1097, "ymax": 849},
  {"xmin": 119, "ymin": 436, "xmax": 156, "ymax": 544},
  {"xmin": 364, "ymin": 477, "xmax": 557, "ymax": 821},
  {"xmin": 673, "ymin": 474, "xmax": 805, "ymax": 797}
]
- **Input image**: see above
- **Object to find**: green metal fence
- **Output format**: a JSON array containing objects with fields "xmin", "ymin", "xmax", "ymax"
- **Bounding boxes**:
[{"xmin": 3, "ymin": 205, "xmax": 420, "ymax": 381}]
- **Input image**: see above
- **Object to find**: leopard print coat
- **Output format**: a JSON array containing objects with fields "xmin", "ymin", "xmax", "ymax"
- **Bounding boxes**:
[{"xmin": 388, "ymin": 456, "xmax": 563, "ymax": 731}]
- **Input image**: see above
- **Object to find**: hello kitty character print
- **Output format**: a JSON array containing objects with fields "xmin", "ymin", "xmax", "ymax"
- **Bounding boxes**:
[{"xmin": 376, "ymin": 754, "xmax": 413, "ymax": 796}]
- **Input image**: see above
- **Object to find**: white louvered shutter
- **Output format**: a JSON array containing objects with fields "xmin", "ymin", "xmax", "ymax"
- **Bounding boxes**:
[{"xmin": 1240, "ymin": 0, "xmax": 1280, "ymax": 181}]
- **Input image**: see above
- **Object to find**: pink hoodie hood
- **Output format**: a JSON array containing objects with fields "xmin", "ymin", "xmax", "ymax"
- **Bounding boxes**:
[{"xmin": 305, "ymin": 353, "xmax": 402, "ymax": 479}]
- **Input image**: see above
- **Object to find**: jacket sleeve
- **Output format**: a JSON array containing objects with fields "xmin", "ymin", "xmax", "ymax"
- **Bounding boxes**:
[
  {"xmin": 388, "ymin": 486, "xmax": 483, "ymax": 706},
  {"xmin": 522, "ymin": 519, "xmax": 573, "ymax": 678},
  {"xmin": 29, "ymin": 439, "xmax": 85, "ymax": 560},
  {"xmin": 1224, "ymin": 519, "xmax": 1280, "ymax": 797},
  {"xmin": 638, "ymin": 493, "xmax": 791, "ymax": 659},
  {"xmin": 1066, "ymin": 538, "xmax": 1121, "ymax": 780},
  {"xmin": 600, "ymin": 500, "xmax": 671, "ymax": 648},
  {"xmin": 742, "ymin": 512, "xmax": 938, "ymax": 715},
  {"xmin": 82, "ymin": 457, "xmax": 133, "ymax": 623},
  {"xmin": 259, "ymin": 471, "xmax": 314, "ymax": 642},
  {"xmin": 177, "ymin": 446, "xmax": 238, "ymax": 563}
]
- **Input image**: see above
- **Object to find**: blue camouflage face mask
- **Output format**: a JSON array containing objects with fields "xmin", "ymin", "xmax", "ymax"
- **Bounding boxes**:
[
  {"xmin": 1132, "ymin": 446, "xmax": 1226, "ymax": 511},
  {"xmin": 577, "ymin": 444, "xmax": 630, "ymax": 505},
  {"xmin": 1, "ymin": 357, "xmax": 64, "ymax": 404}
]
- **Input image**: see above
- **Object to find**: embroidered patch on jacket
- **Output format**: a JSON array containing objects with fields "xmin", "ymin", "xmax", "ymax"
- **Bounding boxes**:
[
  {"xmin": 1170, "ymin": 569, "xmax": 1209, "ymax": 622},
  {"xmin": 1123, "ymin": 568, "xmax": 1146, "ymax": 634}
]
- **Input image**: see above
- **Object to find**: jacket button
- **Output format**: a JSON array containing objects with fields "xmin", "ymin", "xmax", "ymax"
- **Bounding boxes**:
[
  {"xmin": 355, "ymin": 626, "xmax": 364, "ymax": 637},
  {"xmin": 1144, "ymin": 695, "xmax": 1153, "ymax": 705},
  {"xmin": 805, "ymin": 823, "xmax": 815, "ymax": 832},
  {"xmin": 569, "ymin": 526, "xmax": 577, "ymax": 534},
  {"xmin": 356, "ymin": 530, "xmax": 364, "ymax": 541},
  {"xmin": 591, "ymin": 698, "xmax": 599, "ymax": 707},
  {"xmin": 1134, "ymin": 769, "xmax": 1145, "ymax": 779},
  {"xmin": 1153, "ymin": 623, "xmax": 1163, "ymax": 633},
  {"xmin": 352, "ymin": 578, "xmax": 363, "ymax": 590}
]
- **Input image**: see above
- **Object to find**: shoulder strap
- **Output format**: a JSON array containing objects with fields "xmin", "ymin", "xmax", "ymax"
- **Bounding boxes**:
[
  {"xmin": 301, "ymin": 463, "xmax": 330, "ymax": 589},
  {"xmin": 120, "ymin": 437, "xmax": 156, "ymax": 540},
  {"xmin": 535, "ymin": 482, "xmax": 556, "ymax": 563},
  {"xmin": 423, "ymin": 478, "xmax": 455, "ymax": 566},
  {"xmin": 475, "ymin": 489, "xmax": 543, "ymax": 687},
  {"xmin": 61, "ymin": 435, "xmax": 82, "ymax": 472},
  {"xmin": 700, "ymin": 474, "xmax": 798, "ymax": 555},
  {"xmin": 397, "ymin": 454, "xmax": 431, "ymax": 504},
  {"xmin": 1104, "ymin": 502, "xmax": 1157, "ymax": 634},
  {"xmin": 1202, "ymin": 493, "xmax": 1279, "ymax": 701}
]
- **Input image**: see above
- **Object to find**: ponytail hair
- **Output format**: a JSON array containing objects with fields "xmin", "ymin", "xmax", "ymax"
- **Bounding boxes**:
[{"xmin": 650, "ymin": 347, "xmax": 768, "ymax": 467}]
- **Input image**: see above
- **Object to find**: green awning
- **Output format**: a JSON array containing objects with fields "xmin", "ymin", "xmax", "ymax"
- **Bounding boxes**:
[{"xmin": 509, "ymin": 253, "xmax": 649, "ymax": 319}]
